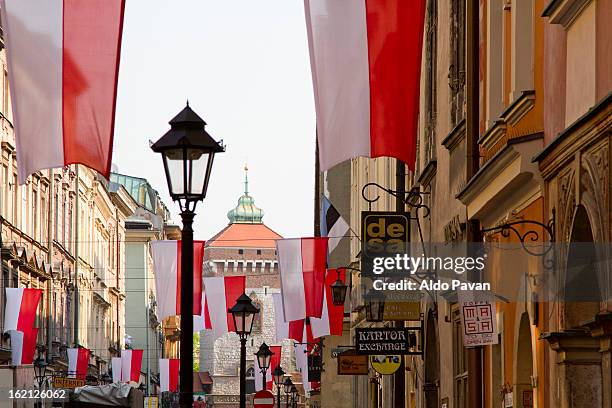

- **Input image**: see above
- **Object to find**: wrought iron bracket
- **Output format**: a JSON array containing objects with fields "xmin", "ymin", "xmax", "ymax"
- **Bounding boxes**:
[{"xmin": 361, "ymin": 182, "xmax": 431, "ymax": 217}]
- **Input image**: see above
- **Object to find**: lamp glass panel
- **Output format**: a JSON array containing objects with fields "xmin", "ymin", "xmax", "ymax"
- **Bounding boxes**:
[
  {"xmin": 186, "ymin": 148, "xmax": 210, "ymax": 196},
  {"xmin": 163, "ymin": 148, "xmax": 185, "ymax": 195}
]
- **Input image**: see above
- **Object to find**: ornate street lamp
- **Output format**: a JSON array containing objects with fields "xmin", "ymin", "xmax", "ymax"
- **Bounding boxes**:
[
  {"xmin": 255, "ymin": 343, "xmax": 274, "ymax": 390},
  {"xmin": 229, "ymin": 294, "xmax": 259, "ymax": 408},
  {"xmin": 290, "ymin": 385, "xmax": 298, "ymax": 408},
  {"xmin": 33, "ymin": 349, "xmax": 48, "ymax": 388},
  {"xmin": 151, "ymin": 102, "xmax": 225, "ymax": 408},
  {"xmin": 272, "ymin": 366, "xmax": 285, "ymax": 408},
  {"xmin": 365, "ymin": 290, "xmax": 386, "ymax": 322},
  {"xmin": 330, "ymin": 269, "xmax": 348, "ymax": 306},
  {"xmin": 283, "ymin": 377, "xmax": 293, "ymax": 408}
]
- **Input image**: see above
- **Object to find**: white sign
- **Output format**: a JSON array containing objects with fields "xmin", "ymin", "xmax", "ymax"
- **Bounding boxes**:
[
  {"xmin": 458, "ymin": 291, "xmax": 498, "ymax": 346},
  {"xmin": 504, "ymin": 392, "xmax": 513, "ymax": 407}
]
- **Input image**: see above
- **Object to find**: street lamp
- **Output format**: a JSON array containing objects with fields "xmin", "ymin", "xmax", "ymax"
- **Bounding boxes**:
[
  {"xmin": 229, "ymin": 293, "xmax": 260, "ymax": 408},
  {"xmin": 365, "ymin": 289, "xmax": 386, "ymax": 322},
  {"xmin": 151, "ymin": 102, "xmax": 225, "ymax": 408},
  {"xmin": 255, "ymin": 343, "xmax": 274, "ymax": 390},
  {"xmin": 283, "ymin": 377, "xmax": 293, "ymax": 408},
  {"xmin": 272, "ymin": 366, "xmax": 285, "ymax": 408},
  {"xmin": 33, "ymin": 348, "xmax": 48, "ymax": 388},
  {"xmin": 330, "ymin": 269, "xmax": 348, "ymax": 306},
  {"xmin": 290, "ymin": 385, "xmax": 298, "ymax": 408}
]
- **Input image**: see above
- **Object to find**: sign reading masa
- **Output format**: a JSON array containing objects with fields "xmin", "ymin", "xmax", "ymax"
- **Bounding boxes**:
[{"xmin": 355, "ymin": 327, "xmax": 411, "ymax": 354}]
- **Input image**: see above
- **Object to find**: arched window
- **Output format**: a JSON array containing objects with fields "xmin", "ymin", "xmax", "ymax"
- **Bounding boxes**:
[{"xmin": 245, "ymin": 366, "xmax": 256, "ymax": 394}]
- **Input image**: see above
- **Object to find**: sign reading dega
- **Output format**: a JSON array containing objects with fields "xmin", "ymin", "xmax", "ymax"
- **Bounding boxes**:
[{"xmin": 361, "ymin": 212, "xmax": 410, "ymax": 277}]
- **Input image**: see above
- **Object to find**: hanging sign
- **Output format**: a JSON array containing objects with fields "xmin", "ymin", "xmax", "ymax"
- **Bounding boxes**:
[
  {"xmin": 337, "ymin": 350, "xmax": 368, "ymax": 375},
  {"xmin": 355, "ymin": 327, "xmax": 411, "ymax": 354},
  {"xmin": 308, "ymin": 354, "xmax": 322, "ymax": 382},
  {"xmin": 369, "ymin": 355, "xmax": 401, "ymax": 375},
  {"xmin": 458, "ymin": 291, "xmax": 498, "ymax": 346},
  {"xmin": 52, "ymin": 377, "xmax": 86, "ymax": 389},
  {"xmin": 361, "ymin": 211, "xmax": 410, "ymax": 277}
]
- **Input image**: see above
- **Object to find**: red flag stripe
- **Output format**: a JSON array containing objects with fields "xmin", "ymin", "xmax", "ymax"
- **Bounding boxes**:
[
  {"xmin": 77, "ymin": 348, "xmax": 90, "ymax": 378},
  {"xmin": 327, "ymin": 268, "xmax": 345, "ymax": 336},
  {"xmin": 224, "ymin": 276, "xmax": 246, "ymax": 332},
  {"xmin": 169, "ymin": 359, "xmax": 180, "ymax": 392},
  {"xmin": 130, "ymin": 349, "xmax": 143, "ymax": 383},
  {"xmin": 300, "ymin": 237, "xmax": 328, "ymax": 319},
  {"xmin": 17, "ymin": 288, "xmax": 42, "ymax": 332},
  {"xmin": 21, "ymin": 327, "xmax": 39, "ymax": 365}
]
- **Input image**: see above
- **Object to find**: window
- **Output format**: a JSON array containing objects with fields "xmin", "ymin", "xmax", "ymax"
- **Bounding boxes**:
[
  {"xmin": 424, "ymin": 0, "xmax": 438, "ymax": 163},
  {"xmin": 256, "ymin": 249, "xmax": 261, "ymax": 255},
  {"xmin": 1, "ymin": 164, "xmax": 7, "ymax": 218},
  {"xmin": 20, "ymin": 185, "xmax": 27, "ymax": 232},
  {"xmin": 32, "ymin": 188, "xmax": 38, "ymax": 240},
  {"xmin": 449, "ymin": 0, "xmax": 466, "ymax": 127},
  {"xmin": 453, "ymin": 307, "xmax": 468, "ymax": 408},
  {"xmin": 41, "ymin": 185, "xmax": 48, "ymax": 242},
  {"xmin": 54, "ymin": 188, "xmax": 59, "ymax": 240},
  {"xmin": 245, "ymin": 366, "xmax": 256, "ymax": 394},
  {"xmin": 238, "ymin": 249, "xmax": 244, "ymax": 255}
]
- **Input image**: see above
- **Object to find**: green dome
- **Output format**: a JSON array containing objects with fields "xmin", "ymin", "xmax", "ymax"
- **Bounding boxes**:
[{"xmin": 227, "ymin": 166, "xmax": 264, "ymax": 224}]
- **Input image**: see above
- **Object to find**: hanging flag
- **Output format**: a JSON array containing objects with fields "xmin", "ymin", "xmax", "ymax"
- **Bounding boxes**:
[
  {"xmin": 203, "ymin": 276, "xmax": 246, "ymax": 340},
  {"xmin": 67, "ymin": 347, "xmax": 90, "ymax": 379},
  {"xmin": 276, "ymin": 237, "xmax": 328, "ymax": 321},
  {"xmin": 320, "ymin": 196, "xmax": 350, "ymax": 253},
  {"xmin": 272, "ymin": 293, "xmax": 306, "ymax": 343},
  {"xmin": 0, "ymin": 0, "xmax": 126, "ymax": 184},
  {"xmin": 121, "ymin": 349, "xmax": 143, "ymax": 383},
  {"xmin": 151, "ymin": 240, "xmax": 205, "ymax": 320},
  {"xmin": 310, "ymin": 269, "xmax": 346, "ymax": 338},
  {"xmin": 304, "ymin": 0, "xmax": 426, "ymax": 172},
  {"xmin": 193, "ymin": 292, "xmax": 212, "ymax": 333},
  {"xmin": 3, "ymin": 288, "xmax": 42, "ymax": 332},
  {"xmin": 159, "ymin": 358, "xmax": 180, "ymax": 392},
  {"xmin": 111, "ymin": 357, "xmax": 122, "ymax": 383},
  {"xmin": 255, "ymin": 345, "xmax": 282, "ymax": 392},
  {"xmin": 295, "ymin": 342, "xmax": 311, "ymax": 394},
  {"xmin": 9, "ymin": 327, "xmax": 38, "ymax": 366}
]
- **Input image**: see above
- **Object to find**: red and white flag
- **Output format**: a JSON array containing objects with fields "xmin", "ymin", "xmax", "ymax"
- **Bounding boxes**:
[
  {"xmin": 276, "ymin": 238, "xmax": 328, "ymax": 321},
  {"xmin": 310, "ymin": 269, "xmax": 346, "ymax": 338},
  {"xmin": 0, "ymin": 0, "xmax": 126, "ymax": 184},
  {"xmin": 304, "ymin": 0, "xmax": 426, "ymax": 171},
  {"xmin": 255, "ymin": 345, "xmax": 282, "ymax": 392},
  {"xmin": 121, "ymin": 349, "xmax": 143, "ymax": 383},
  {"xmin": 67, "ymin": 347, "xmax": 90, "ymax": 379},
  {"xmin": 159, "ymin": 358, "xmax": 180, "ymax": 392},
  {"xmin": 295, "ymin": 342, "xmax": 311, "ymax": 393},
  {"xmin": 3, "ymin": 288, "xmax": 42, "ymax": 332},
  {"xmin": 151, "ymin": 240, "xmax": 205, "ymax": 321},
  {"xmin": 203, "ymin": 276, "xmax": 246, "ymax": 340},
  {"xmin": 272, "ymin": 293, "xmax": 306, "ymax": 343},
  {"xmin": 193, "ymin": 292, "xmax": 212, "ymax": 333},
  {"xmin": 111, "ymin": 357, "xmax": 122, "ymax": 383},
  {"xmin": 9, "ymin": 327, "xmax": 38, "ymax": 366}
]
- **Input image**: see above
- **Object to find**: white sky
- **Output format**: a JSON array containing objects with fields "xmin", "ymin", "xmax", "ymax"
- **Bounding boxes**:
[{"xmin": 113, "ymin": 0, "xmax": 316, "ymax": 240}]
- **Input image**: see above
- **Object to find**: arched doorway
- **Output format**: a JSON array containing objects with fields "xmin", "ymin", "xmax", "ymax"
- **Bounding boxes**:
[
  {"xmin": 514, "ymin": 313, "xmax": 533, "ymax": 408},
  {"xmin": 424, "ymin": 309, "xmax": 439, "ymax": 408}
]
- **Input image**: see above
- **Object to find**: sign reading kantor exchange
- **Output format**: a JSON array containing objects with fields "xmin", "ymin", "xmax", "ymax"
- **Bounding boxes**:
[{"xmin": 356, "ymin": 327, "xmax": 411, "ymax": 354}]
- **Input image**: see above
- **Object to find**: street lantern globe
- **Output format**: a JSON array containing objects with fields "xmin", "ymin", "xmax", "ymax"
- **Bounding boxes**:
[
  {"xmin": 365, "ymin": 289, "xmax": 386, "ymax": 322},
  {"xmin": 228, "ymin": 293, "xmax": 259, "ymax": 339},
  {"xmin": 272, "ymin": 365, "xmax": 285, "ymax": 386},
  {"xmin": 150, "ymin": 102, "xmax": 225, "ymax": 209},
  {"xmin": 330, "ymin": 277, "xmax": 348, "ymax": 306},
  {"xmin": 283, "ymin": 377, "xmax": 293, "ymax": 394},
  {"xmin": 290, "ymin": 384, "xmax": 298, "ymax": 400},
  {"xmin": 33, "ymin": 355, "xmax": 47, "ymax": 382},
  {"xmin": 255, "ymin": 342, "xmax": 274, "ymax": 372}
]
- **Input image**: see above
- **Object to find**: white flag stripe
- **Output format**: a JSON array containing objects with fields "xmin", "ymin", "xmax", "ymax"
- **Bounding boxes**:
[
  {"xmin": 203, "ymin": 277, "xmax": 229, "ymax": 340},
  {"xmin": 9, "ymin": 330, "xmax": 24, "ymax": 366},
  {"xmin": 121, "ymin": 350, "xmax": 132, "ymax": 383},
  {"xmin": 277, "ymin": 239, "xmax": 306, "ymax": 321},
  {"xmin": 328, "ymin": 214, "xmax": 350, "ymax": 253},
  {"xmin": 4, "ymin": 288, "xmax": 23, "ymax": 332},
  {"xmin": 0, "ymin": 0, "xmax": 64, "ymax": 184},
  {"xmin": 295, "ymin": 342, "xmax": 310, "ymax": 393},
  {"xmin": 193, "ymin": 292, "xmax": 207, "ymax": 333},
  {"xmin": 304, "ymin": 0, "xmax": 371, "ymax": 172},
  {"xmin": 159, "ymin": 358, "xmax": 170, "ymax": 392},
  {"xmin": 67, "ymin": 348, "xmax": 79, "ymax": 378},
  {"xmin": 310, "ymin": 289, "xmax": 330, "ymax": 338},
  {"xmin": 272, "ymin": 293, "xmax": 289, "ymax": 343},
  {"xmin": 111, "ymin": 357, "xmax": 122, "ymax": 383},
  {"xmin": 151, "ymin": 241, "xmax": 178, "ymax": 321}
]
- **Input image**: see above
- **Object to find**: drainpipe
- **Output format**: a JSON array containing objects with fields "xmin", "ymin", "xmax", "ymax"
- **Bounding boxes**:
[
  {"xmin": 394, "ymin": 160, "xmax": 406, "ymax": 408},
  {"xmin": 46, "ymin": 170, "xmax": 53, "ymax": 363}
]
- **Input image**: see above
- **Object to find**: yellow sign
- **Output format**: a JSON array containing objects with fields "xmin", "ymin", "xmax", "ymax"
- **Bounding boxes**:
[
  {"xmin": 52, "ymin": 377, "xmax": 86, "ymax": 389},
  {"xmin": 369, "ymin": 355, "xmax": 401, "ymax": 375},
  {"xmin": 383, "ymin": 301, "xmax": 421, "ymax": 321}
]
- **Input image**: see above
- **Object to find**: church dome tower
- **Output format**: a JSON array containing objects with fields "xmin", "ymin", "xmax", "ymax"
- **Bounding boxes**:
[{"xmin": 227, "ymin": 165, "xmax": 264, "ymax": 224}]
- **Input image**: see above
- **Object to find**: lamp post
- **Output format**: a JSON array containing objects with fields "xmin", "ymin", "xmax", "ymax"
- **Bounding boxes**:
[
  {"xmin": 33, "ymin": 346, "xmax": 48, "ymax": 408},
  {"xmin": 255, "ymin": 343, "xmax": 274, "ymax": 390},
  {"xmin": 283, "ymin": 377, "xmax": 293, "ymax": 408},
  {"xmin": 272, "ymin": 366, "xmax": 285, "ymax": 408},
  {"xmin": 290, "ymin": 385, "xmax": 298, "ymax": 408},
  {"xmin": 229, "ymin": 293, "xmax": 260, "ymax": 408},
  {"xmin": 151, "ymin": 102, "xmax": 225, "ymax": 408}
]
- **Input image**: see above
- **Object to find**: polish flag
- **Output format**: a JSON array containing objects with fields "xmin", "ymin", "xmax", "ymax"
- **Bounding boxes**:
[
  {"xmin": 272, "ymin": 293, "xmax": 306, "ymax": 343},
  {"xmin": 67, "ymin": 347, "xmax": 90, "ymax": 379},
  {"xmin": 0, "ymin": 0, "xmax": 126, "ymax": 184},
  {"xmin": 295, "ymin": 342, "xmax": 311, "ymax": 394},
  {"xmin": 203, "ymin": 276, "xmax": 246, "ymax": 340},
  {"xmin": 304, "ymin": 0, "xmax": 426, "ymax": 171},
  {"xmin": 159, "ymin": 358, "xmax": 180, "ymax": 392},
  {"xmin": 9, "ymin": 327, "xmax": 38, "ymax": 366},
  {"xmin": 193, "ymin": 292, "xmax": 212, "ymax": 333},
  {"xmin": 255, "ymin": 345, "xmax": 282, "ymax": 392},
  {"xmin": 3, "ymin": 288, "xmax": 43, "ymax": 332},
  {"xmin": 121, "ymin": 349, "xmax": 143, "ymax": 383},
  {"xmin": 151, "ymin": 240, "xmax": 205, "ymax": 320},
  {"xmin": 111, "ymin": 357, "xmax": 122, "ymax": 383},
  {"xmin": 276, "ymin": 238, "xmax": 328, "ymax": 321},
  {"xmin": 310, "ymin": 269, "xmax": 346, "ymax": 338}
]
